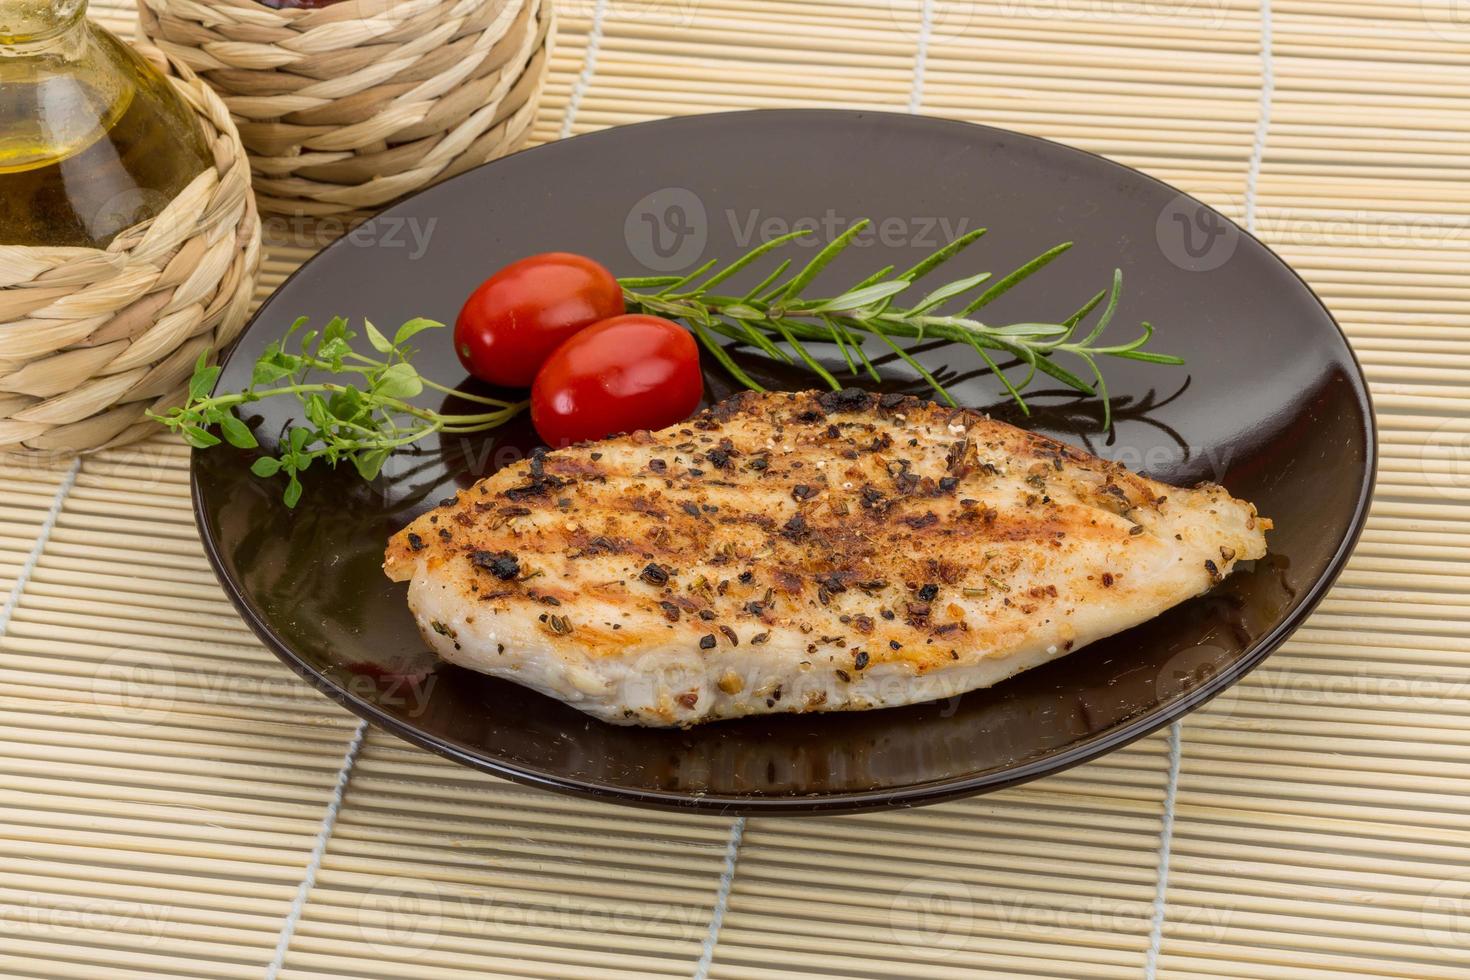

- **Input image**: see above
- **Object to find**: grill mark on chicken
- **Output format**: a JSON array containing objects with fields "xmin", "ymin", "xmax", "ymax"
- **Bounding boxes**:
[{"xmin": 386, "ymin": 389, "xmax": 1272, "ymax": 726}]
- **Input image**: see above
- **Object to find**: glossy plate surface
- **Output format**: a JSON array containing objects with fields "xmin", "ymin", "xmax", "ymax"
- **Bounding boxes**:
[{"xmin": 194, "ymin": 110, "xmax": 1373, "ymax": 814}]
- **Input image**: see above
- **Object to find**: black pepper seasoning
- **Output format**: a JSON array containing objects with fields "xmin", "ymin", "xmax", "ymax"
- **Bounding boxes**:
[{"xmin": 470, "ymin": 550, "xmax": 520, "ymax": 580}]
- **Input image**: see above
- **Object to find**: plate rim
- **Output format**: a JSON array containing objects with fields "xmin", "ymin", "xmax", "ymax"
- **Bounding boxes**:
[{"xmin": 192, "ymin": 107, "xmax": 1378, "ymax": 815}]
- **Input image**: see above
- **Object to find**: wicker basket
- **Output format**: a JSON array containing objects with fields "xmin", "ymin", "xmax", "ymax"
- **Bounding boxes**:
[
  {"xmin": 138, "ymin": 0, "xmax": 553, "ymax": 222},
  {"xmin": 0, "ymin": 46, "xmax": 262, "ymax": 459}
]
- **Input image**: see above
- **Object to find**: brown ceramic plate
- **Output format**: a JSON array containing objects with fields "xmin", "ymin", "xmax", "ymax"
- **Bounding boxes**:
[{"xmin": 193, "ymin": 110, "xmax": 1373, "ymax": 814}]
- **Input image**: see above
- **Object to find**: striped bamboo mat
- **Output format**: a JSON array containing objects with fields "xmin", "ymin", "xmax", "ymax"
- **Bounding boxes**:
[{"xmin": 3, "ymin": 1, "xmax": 1467, "ymax": 977}]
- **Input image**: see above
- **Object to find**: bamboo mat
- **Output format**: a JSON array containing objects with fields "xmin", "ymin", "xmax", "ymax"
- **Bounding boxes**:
[{"xmin": 3, "ymin": 1, "xmax": 1468, "ymax": 977}]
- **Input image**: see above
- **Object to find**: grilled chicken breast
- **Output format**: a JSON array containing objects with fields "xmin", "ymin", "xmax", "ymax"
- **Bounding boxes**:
[{"xmin": 385, "ymin": 389, "xmax": 1270, "ymax": 727}]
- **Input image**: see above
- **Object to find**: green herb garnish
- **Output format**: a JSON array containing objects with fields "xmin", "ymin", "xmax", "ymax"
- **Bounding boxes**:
[
  {"xmin": 158, "ymin": 220, "xmax": 1181, "ymax": 507},
  {"xmin": 620, "ymin": 219, "xmax": 1182, "ymax": 427},
  {"xmin": 150, "ymin": 316, "xmax": 524, "ymax": 507}
]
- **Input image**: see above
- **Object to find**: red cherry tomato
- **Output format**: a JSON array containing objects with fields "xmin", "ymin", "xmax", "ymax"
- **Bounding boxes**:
[
  {"xmin": 531, "ymin": 315, "xmax": 703, "ymax": 447},
  {"xmin": 454, "ymin": 252, "xmax": 624, "ymax": 387}
]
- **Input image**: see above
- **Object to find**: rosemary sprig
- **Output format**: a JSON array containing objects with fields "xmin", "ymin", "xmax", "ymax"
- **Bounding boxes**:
[
  {"xmin": 161, "ymin": 221, "xmax": 1180, "ymax": 505},
  {"xmin": 621, "ymin": 219, "xmax": 1182, "ymax": 426},
  {"xmin": 150, "ymin": 317, "xmax": 524, "ymax": 507}
]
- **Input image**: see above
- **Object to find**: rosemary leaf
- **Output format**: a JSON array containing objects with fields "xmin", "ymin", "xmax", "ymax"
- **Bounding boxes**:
[
  {"xmin": 775, "ymin": 219, "xmax": 871, "ymax": 303},
  {"xmin": 822, "ymin": 316, "xmax": 858, "ymax": 375},
  {"xmin": 957, "ymin": 241, "xmax": 1073, "ymax": 316},
  {"xmin": 742, "ymin": 259, "xmax": 792, "ymax": 301},
  {"xmin": 730, "ymin": 318, "xmax": 793, "ymax": 362},
  {"xmin": 689, "ymin": 319, "xmax": 768, "ymax": 392},
  {"xmin": 910, "ymin": 270, "xmax": 994, "ymax": 314},
  {"xmin": 802, "ymin": 280, "xmax": 911, "ymax": 314},
  {"xmin": 772, "ymin": 320, "xmax": 841, "ymax": 390},
  {"xmin": 701, "ymin": 231, "xmax": 813, "ymax": 293},
  {"xmin": 656, "ymin": 258, "xmax": 719, "ymax": 296},
  {"xmin": 619, "ymin": 275, "xmax": 685, "ymax": 288},
  {"xmin": 969, "ymin": 341, "xmax": 1029, "ymax": 415},
  {"xmin": 897, "ymin": 226, "xmax": 987, "ymax": 283},
  {"xmin": 865, "ymin": 321, "xmax": 956, "ymax": 407},
  {"xmin": 1072, "ymin": 268, "xmax": 1123, "ymax": 348},
  {"xmin": 848, "ymin": 264, "xmax": 896, "ymax": 292}
]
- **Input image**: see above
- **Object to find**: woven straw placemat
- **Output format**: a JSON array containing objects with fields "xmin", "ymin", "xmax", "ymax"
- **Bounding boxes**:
[{"xmin": 2, "ymin": 2, "xmax": 1467, "ymax": 978}]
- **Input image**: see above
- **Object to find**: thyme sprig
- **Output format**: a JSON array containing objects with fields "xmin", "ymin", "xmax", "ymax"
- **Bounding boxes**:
[
  {"xmin": 150, "ymin": 316, "xmax": 524, "ymax": 507},
  {"xmin": 620, "ymin": 219, "xmax": 1182, "ymax": 427}
]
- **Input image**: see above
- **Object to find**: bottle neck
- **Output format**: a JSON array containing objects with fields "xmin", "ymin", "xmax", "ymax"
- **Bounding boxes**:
[{"xmin": 0, "ymin": 0, "xmax": 89, "ymax": 47}]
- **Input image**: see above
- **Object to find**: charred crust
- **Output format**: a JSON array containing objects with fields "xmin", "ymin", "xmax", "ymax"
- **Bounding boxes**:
[
  {"xmin": 817, "ymin": 387, "xmax": 875, "ymax": 414},
  {"xmin": 877, "ymin": 392, "xmax": 914, "ymax": 410}
]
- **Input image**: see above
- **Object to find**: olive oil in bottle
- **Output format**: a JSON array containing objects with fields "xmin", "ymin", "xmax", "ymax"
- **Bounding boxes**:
[{"xmin": 0, "ymin": 0, "xmax": 212, "ymax": 248}]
